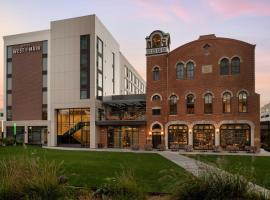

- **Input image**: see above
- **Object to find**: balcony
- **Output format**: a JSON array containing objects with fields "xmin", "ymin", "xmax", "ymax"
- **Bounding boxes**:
[{"xmin": 96, "ymin": 94, "xmax": 146, "ymax": 126}]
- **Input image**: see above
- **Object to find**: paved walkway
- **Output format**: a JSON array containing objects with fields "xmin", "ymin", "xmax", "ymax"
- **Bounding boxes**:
[{"xmin": 159, "ymin": 151, "xmax": 270, "ymax": 197}]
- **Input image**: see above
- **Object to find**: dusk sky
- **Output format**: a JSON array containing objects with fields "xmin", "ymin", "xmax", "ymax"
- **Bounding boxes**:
[{"xmin": 1, "ymin": 0, "xmax": 270, "ymax": 107}]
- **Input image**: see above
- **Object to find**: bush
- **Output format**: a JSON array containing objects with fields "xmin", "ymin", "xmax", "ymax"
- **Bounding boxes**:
[
  {"xmin": 170, "ymin": 168, "xmax": 269, "ymax": 200},
  {"xmin": 144, "ymin": 144, "xmax": 153, "ymax": 151},
  {"xmin": 131, "ymin": 144, "xmax": 140, "ymax": 151},
  {"xmin": 0, "ymin": 156, "xmax": 67, "ymax": 200},
  {"xmin": 94, "ymin": 169, "xmax": 146, "ymax": 200},
  {"xmin": 2, "ymin": 137, "xmax": 15, "ymax": 146}
]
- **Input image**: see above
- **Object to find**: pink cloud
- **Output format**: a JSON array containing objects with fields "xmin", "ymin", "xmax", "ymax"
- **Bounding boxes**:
[{"xmin": 207, "ymin": 0, "xmax": 270, "ymax": 19}]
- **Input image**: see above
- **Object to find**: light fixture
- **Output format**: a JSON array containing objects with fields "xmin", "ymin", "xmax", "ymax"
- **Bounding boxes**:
[
  {"xmin": 161, "ymin": 131, "xmax": 164, "ymax": 135},
  {"xmin": 149, "ymin": 131, "xmax": 152, "ymax": 136}
]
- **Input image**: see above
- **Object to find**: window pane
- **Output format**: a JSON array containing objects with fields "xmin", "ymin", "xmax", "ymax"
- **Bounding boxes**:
[
  {"xmin": 7, "ymin": 78, "xmax": 12, "ymax": 90},
  {"xmin": 186, "ymin": 62, "xmax": 194, "ymax": 79},
  {"xmin": 98, "ymin": 56, "xmax": 102, "ymax": 70},
  {"xmin": 98, "ymin": 73, "xmax": 103, "ymax": 87},
  {"xmin": 232, "ymin": 57, "xmax": 240, "ymax": 74},
  {"xmin": 176, "ymin": 63, "xmax": 184, "ymax": 79},
  {"xmin": 80, "ymin": 71, "xmax": 87, "ymax": 85},
  {"xmin": 7, "ymin": 94, "xmax": 12, "ymax": 106},
  {"xmin": 43, "ymin": 41, "xmax": 48, "ymax": 54},
  {"xmin": 98, "ymin": 38, "xmax": 103, "ymax": 54},
  {"xmin": 80, "ymin": 90, "xmax": 88, "ymax": 99},
  {"xmin": 7, "ymin": 62, "xmax": 12, "ymax": 75},
  {"xmin": 7, "ymin": 46, "xmax": 12, "ymax": 59},
  {"xmin": 220, "ymin": 58, "xmax": 229, "ymax": 75},
  {"xmin": 42, "ymin": 74, "xmax": 47, "ymax": 88},
  {"xmin": 43, "ymin": 91, "xmax": 47, "ymax": 104},
  {"xmin": 42, "ymin": 58, "xmax": 47, "ymax": 71},
  {"xmin": 80, "ymin": 37, "xmax": 88, "ymax": 50}
]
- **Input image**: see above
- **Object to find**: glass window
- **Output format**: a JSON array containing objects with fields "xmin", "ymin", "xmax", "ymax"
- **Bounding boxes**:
[
  {"xmin": 42, "ymin": 74, "xmax": 47, "ymax": 88},
  {"xmin": 7, "ymin": 46, "xmax": 12, "ymax": 59},
  {"xmin": 168, "ymin": 125, "xmax": 188, "ymax": 148},
  {"xmin": 97, "ymin": 38, "xmax": 103, "ymax": 54},
  {"xmin": 239, "ymin": 91, "xmax": 248, "ymax": 112},
  {"xmin": 152, "ymin": 34, "xmax": 161, "ymax": 48},
  {"xmin": 193, "ymin": 124, "xmax": 215, "ymax": 150},
  {"xmin": 42, "ymin": 107, "xmax": 47, "ymax": 120},
  {"xmin": 231, "ymin": 57, "xmax": 240, "ymax": 74},
  {"xmin": 42, "ymin": 41, "xmax": 48, "ymax": 54},
  {"xmin": 153, "ymin": 67, "xmax": 160, "ymax": 81},
  {"xmin": 7, "ymin": 62, "xmax": 12, "ymax": 75},
  {"xmin": 98, "ymin": 56, "xmax": 102, "ymax": 71},
  {"xmin": 42, "ymin": 58, "xmax": 47, "ymax": 71},
  {"xmin": 7, "ymin": 108, "xmax": 12, "ymax": 121},
  {"xmin": 187, "ymin": 94, "xmax": 195, "ymax": 114},
  {"xmin": 7, "ymin": 94, "xmax": 12, "ymax": 106},
  {"xmin": 80, "ymin": 90, "xmax": 88, "ymax": 99},
  {"xmin": 80, "ymin": 37, "xmax": 88, "ymax": 50},
  {"xmin": 98, "ymin": 72, "xmax": 103, "ymax": 87},
  {"xmin": 80, "ymin": 70, "xmax": 88, "ymax": 85},
  {"xmin": 186, "ymin": 62, "xmax": 194, "ymax": 79},
  {"xmin": 152, "ymin": 108, "xmax": 161, "ymax": 116},
  {"xmin": 42, "ymin": 91, "xmax": 47, "ymax": 105},
  {"xmin": 176, "ymin": 63, "xmax": 185, "ymax": 79},
  {"xmin": 152, "ymin": 94, "xmax": 161, "ymax": 101},
  {"xmin": 220, "ymin": 58, "xmax": 229, "ymax": 75},
  {"xmin": 169, "ymin": 95, "xmax": 178, "ymax": 115},
  {"xmin": 204, "ymin": 93, "xmax": 213, "ymax": 114},
  {"xmin": 7, "ymin": 78, "xmax": 12, "ymax": 90},
  {"xmin": 223, "ymin": 92, "xmax": 231, "ymax": 113},
  {"xmin": 81, "ymin": 54, "xmax": 88, "ymax": 65}
]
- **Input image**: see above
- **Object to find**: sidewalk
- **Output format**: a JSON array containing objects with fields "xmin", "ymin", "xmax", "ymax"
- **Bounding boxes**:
[{"xmin": 159, "ymin": 151, "xmax": 270, "ymax": 197}]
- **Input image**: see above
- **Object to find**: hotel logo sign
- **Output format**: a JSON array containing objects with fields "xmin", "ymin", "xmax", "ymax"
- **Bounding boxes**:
[{"xmin": 13, "ymin": 45, "xmax": 41, "ymax": 54}]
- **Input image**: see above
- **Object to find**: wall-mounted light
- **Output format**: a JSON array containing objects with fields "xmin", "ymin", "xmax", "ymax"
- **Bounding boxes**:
[
  {"xmin": 189, "ymin": 129, "xmax": 192, "ymax": 134},
  {"xmin": 161, "ymin": 131, "xmax": 164, "ymax": 135},
  {"xmin": 216, "ymin": 128, "xmax": 219, "ymax": 134},
  {"xmin": 149, "ymin": 131, "xmax": 152, "ymax": 136}
]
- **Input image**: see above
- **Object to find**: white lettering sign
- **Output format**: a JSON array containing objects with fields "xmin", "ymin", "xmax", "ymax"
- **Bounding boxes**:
[{"xmin": 13, "ymin": 45, "xmax": 41, "ymax": 54}]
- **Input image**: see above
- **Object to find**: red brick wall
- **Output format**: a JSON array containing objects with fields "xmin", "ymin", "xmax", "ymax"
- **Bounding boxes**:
[
  {"xmin": 146, "ymin": 36, "xmax": 260, "ymax": 147},
  {"xmin": 12, "ymin": 41, "xmax": 44, "ymax": 121}
]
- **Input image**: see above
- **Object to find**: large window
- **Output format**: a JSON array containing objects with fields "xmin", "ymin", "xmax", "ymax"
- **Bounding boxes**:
[
  {"xmin": 186, "ymin": 62, "xmax": 194, "ymax": 79},
  {"xmin": 220, "ymin": 58, "xmax": 229, "ymax": 75},
  {"xmin": 80, "ymin": 35, "xmax": 90, "ymax": 99},
  {"xmin": 193, "ymin": 124, "xmax": 215, "ymax": 150},
  {"xmin": 231, "ymin": 57, "xmax": 240, "ymax": 74},
  {"xmin": 186, "ymin": 94, "xmax": 195, "ymax": 114},
  {"xmin": 204, "ymin": 93, "xmax": 213, "ymax": 114},
  {"xmin": 152, "ymin": 108, "xmax": 161, "ymax": 116},
  {"xmin": 176, "ymin": 63, "xmax": 185, "ymax": 79},
  {"xmin": 169, "ymin": 95, "xmax": 178, "ymax": 115},
  {"xmin": 152, "ymin": 94, "xmax": 161, "ymax": 101},
  {"xmin": 168, "ymin": 125, "xmax": 188, "ymax": 148},
  {"xmin": 57, "ymin": 108, "xmax": 90, "ymax": 147},
  {"xmin": 42, "ymin": 41, "xmax": 48, "ymax": 120},
  {"xmin": 96, "ymin": 37, "xmax": 103, "ymax": 99},
  {"xmin": 220, "ymin": 124, "xmax": 250, "ymax": 150},
  {"xmin": 6, "ymin": 46, "xmax": 13, "ymax": 121},
  {"xmin": 107, "ymin": 126, "xmax": 139, "ymax": 148},
  {"xmin": 223, "ymin": 92, "xmax": 231, "ymax": 113},
  {"xmin": 238, "ymin": 91, "xmax": 248, "ymax": 112},
  {"xmin": 153, "ymin": 67, "xmax": 160, "ymax": 81}
]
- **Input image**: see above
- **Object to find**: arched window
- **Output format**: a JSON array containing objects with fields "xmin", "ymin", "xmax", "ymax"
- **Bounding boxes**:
[
  {"xmin": 169, "ymin": 95, "xmax": 178, "ymax": 115},
  {"xmin": 186, "ymin": 94, "xmax": 195, "ymax": 114},
  {"xmin": 153, "ymin": 67, "xmax": 160, "ymax": 81},
  {"xmin": 231, "ymin": 57, "xmax": 240, "ymax": 74},
  {"xmin": 239, "ymin": 91, "xmax": 248, "ymax": 112},
  {"xmin": 220, "ymin": 58, "xmax": 229, "ymax": 75},
  {"xmin": 223, "ymin": 92, "xmax": 231, "ymax": 113},
  {"xmin": 204, "ymin": 93, "xmax": 213, "ymax": 114},
  {"xmin": 176, "ymin": 63, "xmax": 185, "ymax": 79},
  {"xmin": 186, "ymin": 62, "xmax": 194, "ymax": 79},
  {"xmin": 152, "ymin": 123, "xmax": 161, "ymax": 130},
  {"xmin": 152, "ymin": 94, "xmax": 161, "ymax": 101},
  {"xmin": 152, "ymin": 34, "xmax": 161, "ymax": 48}
]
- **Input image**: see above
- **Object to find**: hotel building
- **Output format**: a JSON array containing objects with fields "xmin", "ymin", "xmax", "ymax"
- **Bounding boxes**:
[
  {"xmin": 3, "ymin": 15, "xmax": 145, "ymax": 148},
  {"xmin": 2, "ymin": 15, "xmax": 260, "ymax": 150}
]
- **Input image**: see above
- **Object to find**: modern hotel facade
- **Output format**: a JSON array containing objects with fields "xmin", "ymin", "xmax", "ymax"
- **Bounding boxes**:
[
  {"xmin": 3, "ymin": 15, "xmax": 260, "ymax": 150},
  {"xmin": 3, "ymin": 15, "xmax": 145, "ymax": 148}
]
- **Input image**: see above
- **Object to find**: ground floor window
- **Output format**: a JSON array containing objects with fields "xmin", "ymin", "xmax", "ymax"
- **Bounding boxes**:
[
  {"xmin": 6, "ymin": 126, "xmax": 24, "ymax": 142},
  {"xmin": 168, "ymin": 124, "xmax": 188, "ymax": 148},
  {"xmin": 220, "ymin": 124, "xmax": 251, "ymax": 150},
  {"xmin": 28, "ymin": 126, "xmax": 47, "ymax": 145},
  {"xmin": 57, "ymin": 108, "xmax": 90, "ymax": 147},
  {"xmin": 107, "ymin": 126, "xmax": 139, "ymax": 148},
  {"xmin": 193, "ymin": 124, "xmax": 215, "ymax": 150}
]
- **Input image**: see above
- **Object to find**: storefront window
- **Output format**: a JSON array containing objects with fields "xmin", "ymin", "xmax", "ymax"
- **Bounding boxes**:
[
  {"xmin": 168, "ymin": 125, "xmax": 188, "ymax": 148},
  {"xmin": 193, "ymin": 124, "xmax": 215, "ymax": 150}
]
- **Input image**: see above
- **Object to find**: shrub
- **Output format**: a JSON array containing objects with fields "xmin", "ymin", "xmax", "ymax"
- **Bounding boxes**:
[
  {"xmin": 144, "ymin": 144, "xmax": 153, "ymax": 151},
  {"xmin": 0, "ymin": 156, "xmax": 67, "ymax": 200},
  {"xmin": 131, "ymin": 144, "xmax": 140, "ymax": 151},
  {"xmin": 94, "ymin": 169, "xmax": 146, "ymax": 200},
  {"xmin": 169, "ymin": 167, "xmax": 269, "ymax": 200},
  {"xmin": 157, "ymin": 144, "xmax": 166, "ymax": 151},
  {"xmin": 2, "ymin": 137, "xmax": 15, "ymax": 146}
]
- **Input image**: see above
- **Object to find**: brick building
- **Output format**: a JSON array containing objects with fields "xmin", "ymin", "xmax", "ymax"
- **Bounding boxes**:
[{"xmin": 145, "ymin": 30, "xmax": 260, "ymax": 150}]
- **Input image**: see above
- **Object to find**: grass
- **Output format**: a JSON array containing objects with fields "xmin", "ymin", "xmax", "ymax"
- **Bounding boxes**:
[
  {"xmin": 184, "ymin": 154, "xmax": 270, "ymax": 190},
  {"xmin": 0, "ymin": 146, "xmax": 191, "ymax": 192}
]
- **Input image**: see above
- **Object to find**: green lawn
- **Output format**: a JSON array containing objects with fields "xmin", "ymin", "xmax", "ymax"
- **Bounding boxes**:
[
  {"xmin": 185, "ymin": 154, "xmax": 270, "ymax": 189},
  {"xmin": 0, "ymin": 146, "xmax": 191, "ymax": 192}
]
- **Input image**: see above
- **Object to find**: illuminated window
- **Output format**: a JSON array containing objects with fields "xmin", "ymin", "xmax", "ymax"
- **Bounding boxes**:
[
  {"xmin": 169, "ymin": 95, "xmax": 178, "ymax": 115},
  {"xmin": 204, "ymin": 93, "xmax": 213, "ymax": 114},
  {"xmin": 223, "ymin": 92, "xmax": 231, "ymax": 113},
  {"xmin": 152, "ymin": 34, "xmax": 161, "ymax": 48},
  {"xmin": 239, "ymin": 91, "xmax": 248, "ymax": 112},
  {"xmin": 186, "ymin": 94, "xmax": 195, "ymax": 114}
]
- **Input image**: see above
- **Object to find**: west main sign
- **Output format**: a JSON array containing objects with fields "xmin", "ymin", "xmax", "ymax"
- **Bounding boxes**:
[{"xmin": 13, "ymin": 45, "xmax": 41, "ymax": 54}]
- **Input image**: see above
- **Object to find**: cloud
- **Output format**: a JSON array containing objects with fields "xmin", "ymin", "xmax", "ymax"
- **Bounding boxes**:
[
  {"xmin": 127, "ymin": 0, "xmax": 194, "ymax": 22},
  {"xmin": 207, "ymin": 0, "xmax": 270, "ymax": 19}
]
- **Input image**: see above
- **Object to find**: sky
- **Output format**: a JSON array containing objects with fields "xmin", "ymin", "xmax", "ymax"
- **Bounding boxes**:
[{"xmin": 0, "ymin": 0, "xmax": 270, "ymax": 107}]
